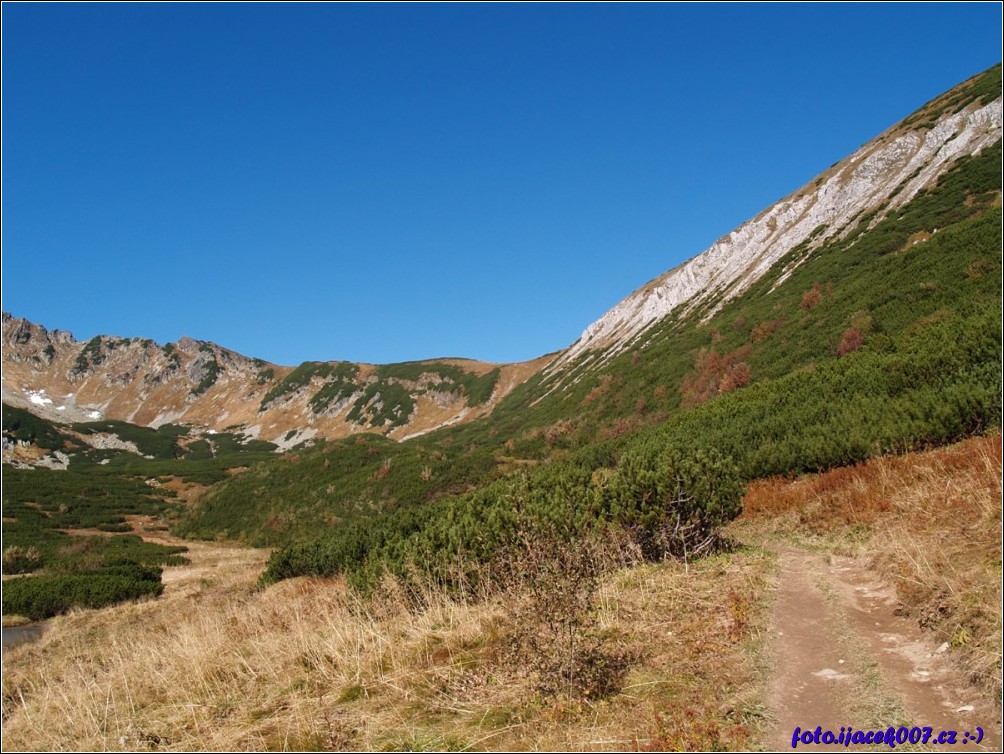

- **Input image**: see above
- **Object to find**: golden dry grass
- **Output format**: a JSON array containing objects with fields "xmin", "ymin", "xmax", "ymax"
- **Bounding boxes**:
[
  {"xmin": 6, "ymin": 434, "xmax": 997, "ymax": 751},
  {"xmin": 1, "ymin": 541, "xmax": 772, "ymax": 751},
  {"xmin": 733, "ymin": 432, "xmax": 1002, "ymax": 699}
]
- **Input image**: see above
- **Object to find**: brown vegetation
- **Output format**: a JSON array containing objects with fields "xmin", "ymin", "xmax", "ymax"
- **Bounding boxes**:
[
  {"xmin": 582, "ymin": 374, "xmax": 615, "ymax": 407},
  {"xmin": 1, "ymin": 533, "xmax": 771, "ymax": 751},
  {"xmin": 836, "ymin": 326, "xmax": 865, "ymax": 356},
  {"xmin": 749, "ymin": 317, "xmax": 785, "ymax": 343},
  {"xmin": 680, "ymin": 346, "xmax": 753, "ymax": 408},
  {"xmin": 799, "ymin": 282, "xmax": 822, "ymax": 310},
  {"xmin": 736, "ymin": 432, "xmax": 1002, "ymax": 698}
]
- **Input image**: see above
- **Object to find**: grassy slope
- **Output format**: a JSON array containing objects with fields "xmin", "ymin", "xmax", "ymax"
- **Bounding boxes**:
[
  {"xmin": 3, "ymin": 434, "xmax": 997, "ymax": 751},
  {"xmin": 179, "ymin": 129, "xmax": 1002, "ymax": 556}
]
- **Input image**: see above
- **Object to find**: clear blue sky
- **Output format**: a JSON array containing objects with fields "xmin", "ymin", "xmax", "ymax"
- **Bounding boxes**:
[{"xmin": 3, "ymin": 3, "xmax": 1000, "ymax": 366}]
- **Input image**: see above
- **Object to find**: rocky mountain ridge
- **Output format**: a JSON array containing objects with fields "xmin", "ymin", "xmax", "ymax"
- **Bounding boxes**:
[
  {"xmin": 549, "ymin": 71, "xmax": 1002, "ymax": 374},
  {"xmin": 1, "ymin": 313, "xmax": 551, "ymax": 447}
]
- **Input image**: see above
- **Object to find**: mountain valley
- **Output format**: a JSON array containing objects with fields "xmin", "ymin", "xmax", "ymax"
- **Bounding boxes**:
[{"xmin": 2, "ymin": 63, "xmax": 1002, "ymax": 752}]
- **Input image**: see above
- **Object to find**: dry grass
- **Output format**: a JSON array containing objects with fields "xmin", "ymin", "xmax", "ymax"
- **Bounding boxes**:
[
  {"xmin": 1, "ymin": 538, "xmax": 773, "ymax": 751},
  {"xmin": 12, "ymin": 433, "xmax": 993, "ymax": 751},
  {"xmin": 733, "ymin": 432, "xmax": 1002, "ymax": 699}
]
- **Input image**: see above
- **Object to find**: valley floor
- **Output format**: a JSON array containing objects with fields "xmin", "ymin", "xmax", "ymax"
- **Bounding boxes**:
[{"xmin": 2, "ymin": 434, "xmax": 1000, "ymax": 751}]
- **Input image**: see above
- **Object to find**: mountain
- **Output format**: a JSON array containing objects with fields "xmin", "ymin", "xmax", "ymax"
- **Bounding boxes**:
[
  {"xmin": 176, "ymin": 64, "xmax": 1001, "ymax": 549},
  {"xmin": 3, "ymin": 65, "xmax": 1000, "ymax": 464},
  {"xmin": 1, "ymin": 312, "xmax": 552, "ymax": 449},
  {"xmin": 548, "ymin": 66, "xmax": 1002, "ymax": 376},
  {"xmin": 3, "ymin": 65, "xmax": 1001, "ymax": 625}
]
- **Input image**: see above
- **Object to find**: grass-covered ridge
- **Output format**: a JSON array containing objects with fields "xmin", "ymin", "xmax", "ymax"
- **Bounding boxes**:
[
  {"xmin": 901, "ymin": 62, "xmax": 1002, "ymax": 130},
  {"xmin": 343, "ymin": 363, "xmax": 501, "ymax": 429},
  {"xmin": 256, "ymin": 359, "xmax": 499, "ymax": 428},
  {"xmin": 476, "ymin": 137, "xmax": 1003, "ymax": 442},
  {"xmin": 375, "ymin": 362, "xmax": 501, "ymax": 407},
  {"xmin": 260, "ymin": 361, "xmax": 359, "ymax": 409}
]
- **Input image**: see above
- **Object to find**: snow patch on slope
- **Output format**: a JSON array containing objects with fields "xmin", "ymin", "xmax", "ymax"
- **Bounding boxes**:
[{"xmin": 28, "ymin": 390, "xmax": 54, "ymax": 407}]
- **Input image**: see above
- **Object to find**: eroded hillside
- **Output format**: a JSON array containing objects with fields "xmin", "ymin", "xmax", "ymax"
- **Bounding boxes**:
[{"xmin": 548, "ymin": 65, "xmax": 1002, "ymax": 376}]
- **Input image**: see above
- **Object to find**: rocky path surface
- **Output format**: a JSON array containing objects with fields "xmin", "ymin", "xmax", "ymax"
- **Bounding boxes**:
[{"xmin": 765, "ymin": 545, "xmax": 1001, "ymax": 752}]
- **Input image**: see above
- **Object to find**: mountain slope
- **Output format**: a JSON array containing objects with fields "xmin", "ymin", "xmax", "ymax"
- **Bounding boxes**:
[
  {"xmin": 2, "ymin": 65, "xmax": 1001, "ymax": 618},
  {"xmin": 549, "ymin": 65, "xmax": 1001, "ymax": 375},
  {"xmin": 175, "ymin": 66, "xmax": 1002, "ymax": 551}
]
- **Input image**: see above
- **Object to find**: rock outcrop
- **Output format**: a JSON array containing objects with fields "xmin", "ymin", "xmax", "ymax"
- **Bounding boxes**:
[{"xmin": 550, "ymin": 88, "xmax": 1002, "ymax": 373}]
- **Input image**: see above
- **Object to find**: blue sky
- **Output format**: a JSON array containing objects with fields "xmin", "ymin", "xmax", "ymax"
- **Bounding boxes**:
[{"xmin": 2, "ymin": 3, "xmax": 1000, "ymax": 366}]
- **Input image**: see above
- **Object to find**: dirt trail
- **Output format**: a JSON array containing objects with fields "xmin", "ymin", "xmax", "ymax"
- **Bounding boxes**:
[{"xmin": 765, "ymin": 545, "xmax": 1001, "ymax": 752}]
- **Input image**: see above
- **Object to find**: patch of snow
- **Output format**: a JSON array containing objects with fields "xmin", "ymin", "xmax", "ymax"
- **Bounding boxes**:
[
  {"xmin": 88, "ymin": 410, "xmax": 102, "ymax": 419},
  {"xmin": 57, "ymin": 406, "xmax": 66, "ymax": 411},
  {"xmin": 28, "ymin": 390, "xmax": 54, "ymax": 406},
  {"xmin": 207, "ymin": 429, "xmax": 217, "ymax": 435}
]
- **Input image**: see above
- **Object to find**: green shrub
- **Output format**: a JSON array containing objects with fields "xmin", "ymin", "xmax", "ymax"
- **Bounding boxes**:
[
  {"xmin": 346, "ymin": 382, "xmax": 416, "ymax": 428},
  {"xmin": 2, "ymin": 545, "xmax": 43, "ymax": 575},
  {"xmin": 3, "ymin": 404, "xmax": 66, "ymax": 449},
  {"xmin": 72, "ymin": 336, "xmax": 104, "ymax": 374},
  {"xmin": 191, "ymin": 357, "xmax": 222, "ymax": 396},
  {"xmin": 2, "ymin": 560, "xmax": 165, "ymax": 621},
  {"xmin": 260, "ymin": 362, "xmax": 358, "ymax": 409},
  {"xmin": 261, "ymin": 444, "xmax": 742, "ymax": 591}
]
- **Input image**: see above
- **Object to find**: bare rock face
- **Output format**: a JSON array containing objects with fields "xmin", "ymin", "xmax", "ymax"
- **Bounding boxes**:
[
  {"xmin": 2, "ymin": 313, "xmax": 71, "ymax": 367},
  {"xmin": 549, "ymin": 94, "xmax": 1002, "ymax": 374}
]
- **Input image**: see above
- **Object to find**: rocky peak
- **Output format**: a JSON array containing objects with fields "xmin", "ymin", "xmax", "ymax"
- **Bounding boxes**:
[
  {"xmin": 2, "ymin": 312, "xmax": 75, "ymax": 366},
  {"xmin": 2, "ymin": 313, "xmax": 549, "ymax": 445}
]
